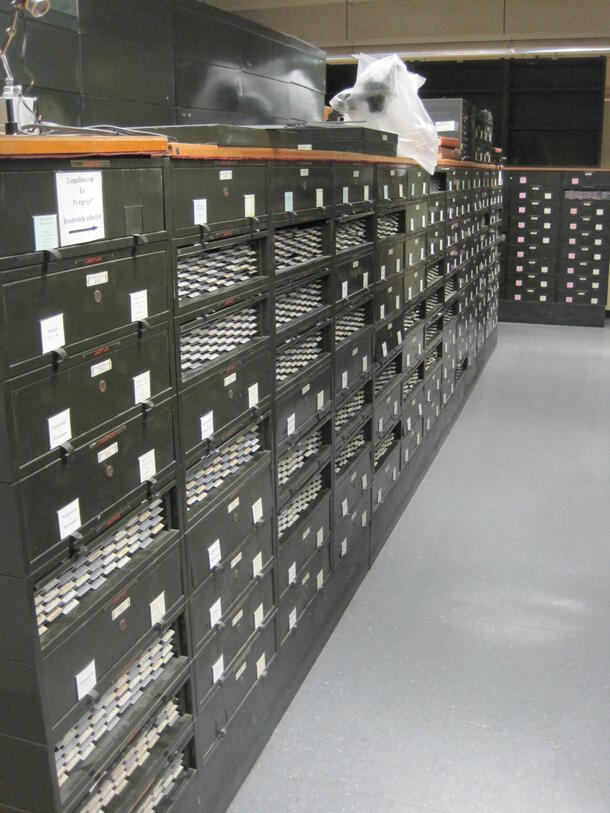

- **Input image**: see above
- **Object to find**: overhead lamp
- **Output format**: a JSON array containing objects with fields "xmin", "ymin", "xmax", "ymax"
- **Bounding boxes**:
[{"xmin": 1, "ymin": 0, "xmax": 51, "ymax": 135}]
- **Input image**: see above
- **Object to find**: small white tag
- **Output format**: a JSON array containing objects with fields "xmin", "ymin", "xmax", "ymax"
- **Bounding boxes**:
[
  {"xmin": 316, "ymin": 188, "xmax": 324, "ymax": 207},
  {"xmin": 138, "ymin": 449, "xmax": 156, "ymax": 483},
  {"xmin": 317, "ymin": 390, "xmax": 324, "ymax": 410},
  {"xmin": 133, "ymin": 371, "xmax": 151, "ymax": 405},
  {"xmin": 316, "ymin": 527, "xmax": 324, "ymax": 547},
  {"xmin": 363, "ymin": 185, "xmax": 370, "ymax": 201},
  {"xmin": 399, "ymin": 183, "xmax": 404, "ymax": 198},
  {"xmin": 209, "ymin": 598, "xmax": 222, "ymax": 628},
  {"xmin": 57, "ymin": 498, "xmax": 81, "ymax": 540},
  {"xmin": 362, "ymin": 355, "xmax": 368, "ymax": 373},
  {"xmin": 208, "ymin": 540, "xmax": 222, "ymax": 569},
  {"xmin": 362, "ymin": 473, "xmax": 368, "ymax": 490},
  {"xmin": 111, "ymin": 597, "xmax": 131, "ymax": 622},
  {"xmin": 342, "ymin": 186, "xmax": 349, "ymax": 204},
  {"xmin": 97, "ymin": 442, "xmax": 118, "ymax": 464},
  {"xmin": 342, "ymin": 498, "xmax": 349, "ymax": 517},
  {"xmin": 397, "ymin": 330, "xmax": 402, "ymax": 345},
  {"xmin": 341, "ymin": 538, "xmax": 348, "ymax": 556},
  {"xmin": 316, "ymin": 569, "xmax": 324, "ymax": 590},
  {"xmin": 256, "ymin": 652, "xmax": 267, "ymax": 680},
  {"xmin": 248, "ymin": 382, "xmax": 259, "ymax": 408},
  {"xmin": 129, "ymin": 290, "xmax": 148, "ymax": 322},
  {"xmin": 244, "ymin": 194, "xmax": 256, "ymax": 218},
  {"xmin": 382, "ymin": 341, "xmax": 388, "ymax": 357},
  {"xmin": 232, "ymin": 609, "xmax": 244, "ymax": 627},
  {"xmin": 302, "ymin": 383, "xmax": 311, "ymax": 395},
  {"xmin": 383, "ymin": 184, "xmax": 389, "ymax": 199},
  {"xmin": 200, "ymin": 411, "xmax": 214, "ymax": 440},
  {"xmin": 380, "ymin": 304, "xmax": 385, "ymax": 320},
  {"xmin": 287, "ymin": 413, "xmax": 296, "ymax": 435},
  {"xmin": 288, "ymin": 562, "xmax": 297, "ymax": 585},
  {"xmin": 362, "ymin": 510, "xmax": 367, "ymax": 527},
  {"xmin": 380, "ymin": 264, "xmax": 386, "ymax": 280},
  {"xmin": 252, "ymin": 497, "xmax": 263, "ymax": 524},
  {"xmin": 212, "ymin": 655, "xmax": 224, "ymax": 684},
  {"xmin": 252, "ymin": 552, "xmax": 263, "ymax": 578},
  {"xmin": 91, "ymin": 358, "xmax": 112, "ymax": 377},
  {"xmin": 378, "ymin": 417, "xmax": 383, "ymax": 433},
  {"xmin": 341, "ymin": 371, "xmax": 348, "ymax": 389},
  {"xmin": 48, "ymin": 408, "xmax": 72, "ymax": 450},
  {"xmin": 224, "ymin": 372, "xmax": 237, "ymax": 387},
  {"xmin": 86, "ymin": 270, "xmax": 108, "ymax": 288},
  {"xmin": 218, "ymin": 169, "xmax": 234, "ymax": 181},
  {"xmin": 231, "ymin": 551, "xmax": 243, "ymax": 569},
  {"xmin": 193, "ymin": 198, "xmax": 207, "ymax": 225},
  {"xmin": 228, "ymin": 497, "xmax": 240, "ymax": 513},
  {"xmin": 395, "ymin": 295, "xmax": 401, "ymax": 310},
  {"xmin": 300, "ymin": 168, "xmax": 309, "ymax": 177},
  {"xmin": 40, "ymin": 313, "xmax": 65, "ymax": 355},
  {"xmin": 298, "ymin": 143, "xmax": 312, "ymax": 151},
  {"xmin": 33, "ymin": 214, "xmax": 59, "ymax": 252},
  {"xmin": 75, "ymin": 660, "xmax": 97, "ymax": 701},
  {"xmin": 341, "ymin": 280, "xmax": 349, "ymax": 299},
  {"xmin": 254, "ymin": 602, "xmax": 265, "ymax": 629},
  {"xmin": 284, "ymin": 191, "xmax": 294, "ymax": 212},
  {"xmin": 289, "ymin": 607, "xmax": 297, "ymax": 630},
  {"xmin": 149, "ymin": 591, "xmax": 166, "ymax": 625}
]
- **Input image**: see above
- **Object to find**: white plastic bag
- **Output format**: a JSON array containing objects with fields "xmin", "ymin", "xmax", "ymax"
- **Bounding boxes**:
[{"xmin": 330, "ymin": 53, "xmax": 438, "ymax": 174}]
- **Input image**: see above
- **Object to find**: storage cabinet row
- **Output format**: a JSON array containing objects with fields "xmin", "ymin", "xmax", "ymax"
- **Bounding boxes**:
[
  {"xmin": 0, "ymin": 155, "xmax": 501, "ymax": 813},
  {"xmin": 501, "ymin": 169, "xmax": 609, "ymax": 311}
]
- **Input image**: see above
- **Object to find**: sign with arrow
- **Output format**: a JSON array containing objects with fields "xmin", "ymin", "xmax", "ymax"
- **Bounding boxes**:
[{"xmin": 55, "ymin": 171, "xmax": 105, "ymax": 247}]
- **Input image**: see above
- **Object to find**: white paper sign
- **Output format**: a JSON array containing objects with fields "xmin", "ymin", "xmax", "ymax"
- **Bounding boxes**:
[
  {"xmin": 254, "ymin": 602, "xmax": 265, "ymax": 629},
  {"xmin": 91, "ymin": 358, "xmax": 112, "ymax": 377},
  {"xmin": 150, "ymin": 591, "xmax": 166, "ymax": 625},
  {"xmin": 133, "ymin": 371, "xmax": 151, "ymax": 404},
  {"xmin": 200, "ymin": 411, "xmax": 214, "ymax": 440},
  {"xmin": 212, "ymin": 654, "xmax": 224, "ymax": 684},
  {"xmin": 57, "ymin": 498, "xmax": 81, "ymax": 540},
  {"xmin": 48, "ymin": 408, "xmax": 72, "ymax": 450},
  {"xmin": 342, "ymin": 498, "xmax": 349, "ymax": 517},
  {"xmin": 248, "ymin": 383, "xmax": 259, "ymax": 408},
  {"xmin": 193, "ymin": 198, "xmax": 207, "ymax": 225},
  {"xmin": 129, "ymin": 290, "xmax": 148, "ymax": 323},
  {"xmin": 284, "ymin": 191, "xmax": 294, "ymax": 212},
  {"xmin": 97, "ymin": 442, "xmax": 118, "ymax": 464},
  {"xmin": 289, "ymin": 607, "xmax": 297, "ymax": 630},
  {"xmin": 256, "ymin": 653, "xmax": 267, "ymax": 679},
  {"xmin": 287, "ymin": 413, "xmax": 296, "ymax": 435},
  {"xmin": 316, "ymin": 569, "xmax": 324, "ymax": 590},
  {"xmin": 316, "ymin": 188, "xmax": 324, "ymax": 208},
  {"xmin": 244, "ymin": 194, "xmax": 256, "ymax": 218},
  {"xmin": 138, "ymin": 449, "xmax": 156, "ymax": 483},
  {"xmin": 40, "ymin": 313, "xmax": 65, "ymax": 355},
  {"xmin": 317, "ymin": 390, "xmax": 324, "ymax": 410},
  {"xmin": 341, "ymin": 370, "xmax": 348, "ymax": 389},
  {"xmin": 86, "ymin": 270, "xmax": 108, "ymax": 288},
  {"xmin": 288, "ymin": 562, "xmax": 297, "ymax": 585},
  {"xmin": 341, "ymin": 280, "xmax": 349, "ymax": 299},
  {"xmin": 252, "ymin": 497, "xmax": 263, "ymax": 524},
  {"xmin": 316, "ymin": 527, "xmax": 324, "ymax": 547},
  {"xmin": 341, "ymin": 538, "xmax": 348, "ymax": 556},
  {"xmin": 33, "ymin": 214, "xmax": 59, "ymax": 252},
  {"xmin": 342, "ymin": 186, "xmax": 349, "ymax": 204},
  {"xmin": 56, "ymin": 171, "xmax": 105, "ymax": 247},
  {"xmin": 208, "ymin": 539, "xmax": 222, "ymax": 569},
  {"xmin": 75, "ymin": 660, "xmax": 97, "ymax": 701},
  {"xmin": 209, "ymin": 598, "xmax": 222, "ymax": 628},
  {"xmin": 252, "ymin": 551, "xmax": 263, "ymax": 578},
  {"xmin": 363, "ymin": 185, "xmax": 370, "ymax": 201},
  {"xmin": 363, "ymin": 271, "xmax": 369, "ymax": 288}
]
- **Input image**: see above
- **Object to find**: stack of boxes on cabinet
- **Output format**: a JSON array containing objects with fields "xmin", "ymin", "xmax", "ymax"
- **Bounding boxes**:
[
  {"xmin": 0, "ymin": 148, "xmax": 502, "ymax": 813},
  {"xmin": 501, "ymin": 169, "xmax": 609, "ymax": 321}
]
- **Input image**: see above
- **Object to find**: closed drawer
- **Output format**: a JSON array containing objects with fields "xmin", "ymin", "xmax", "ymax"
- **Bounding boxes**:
[
  {"xmin": 277, "ymin": 545, "xmax": 330, "ymax": 644},
  {"xmin": 277, "ymin": 490, "xmax": 331, "ymax": 597}
]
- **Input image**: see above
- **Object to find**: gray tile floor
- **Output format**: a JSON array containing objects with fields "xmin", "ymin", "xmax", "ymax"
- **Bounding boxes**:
[{"xmin": 228, "ymin": 321, "xmax": 610, "ymax": 813}]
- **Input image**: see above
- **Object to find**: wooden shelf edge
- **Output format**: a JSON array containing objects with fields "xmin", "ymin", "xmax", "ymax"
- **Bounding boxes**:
[{"xmin": 0, "ymin": 134, "xmax": 169, "ymax": 158}]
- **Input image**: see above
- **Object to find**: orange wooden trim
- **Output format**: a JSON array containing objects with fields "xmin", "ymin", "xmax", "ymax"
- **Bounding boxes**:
[
  {"xmin": 505, "ymin": 165, "xmax": 610, "ymax": 172},
  {"xmin": 0, "ymin": 134, "xmax": 168, "ymax": 158},
  {"xmin": 167, "ymin": 142, "xmax": 499, "ymax": 170}
]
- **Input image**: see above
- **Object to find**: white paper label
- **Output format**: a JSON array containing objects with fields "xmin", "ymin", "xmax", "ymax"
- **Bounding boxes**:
[
  {"xmin": 254, "ymin": 602, "xmax": 265, "ymax": 629},
  {"xmin": 224, "ymin": 372, "xmax": 237, "ymax": 387},
  {"xmin": 362, "ymin": 355, "xmax": 368, "ymax": 372},
  {"xmin": 244, "ymin": 194, "xmax": 256, "ymax": 218},
  {"xmin": 111, "ymin": 597, "xmax": 131, "ymax": 622},
  {"xmin": 248, "ymin": 382, "xmax": 259, "ymax": 408},
  {"xmin": 252, "ymin": 551, "xmax": 263, "ymax": 578},
  {"xmin": 57, "ymin": 498, "xmax": 81, "ymax": 540},
  {"xmin": 316, "ymin": 188, "xmax": 324, "ymax": 207},
  {"xmin": 209, "ymin": 598, "xmax": 222, "ymax": 628},
  {"xmin": 341, "ymin": 280, "xmax": 349, "ymax": 299},
  {"xmin": 200, "ymin": 411, "xmax": 214, "ymax": 440},
  {"xmin": 289, "ymin": 607, "xmax": 297, "ymax": 630},
  {"xmin": 208, "ymin": 540, "xmax": 222, "ymax": 569},
  {"xmin": 97, "ymin": 442, "xmax": 118, "ymax": 464},
  {"xmin": 435, "ymin": 120, "xmax": 456, "ymax": 132},
  {"xmin": 342, "ymin": 186, "xmax": 349, "ymax": 204},
  {"xmin": 297, "ymin": 143, "xmax": 312, "ymax": 151},
  {"xmin": 378, "ymin": 417, "xmax": 383, "ymax": 433},
  {"xmin": 193, "ymin": 198, "xmax": 207, "ymax": 225},
  {"xmin": 287, "ymin": 413, "xmax": 296, "ymax": 435},
  {"xmin": 399, "ymin": 183, "xmax": 404, "ymax": 198},
  {"xmin": 302, "ymin": 383, "xmax": 311, "ymax": 395},
  {"xmin": 56, "ymin": 171, "xmax": 105, "ymax": 247},
  {"xmin": 85, "ymin": 270, "xmax": 108, "ymax": 288},
  {"xmin": 300, "ymin": 168, "xmax": 309, "ymax": 177},
  {"xmin": 341, "ymin": 498, "xmax": 349, "ymax": 517},
  {"xmin": 40, "ymin": 313, "xmax": 65, "ymax": 355},
  {"xmin": 232, "ymin": 609, "xmax": 243, "ymax": 627},
  {"xmin": 252, "ymin": 497, "xmax": 263, "ymax": 524},
  {"xmin": 317, "ymin": 390, "xmax": 324, "ymax": 410},
  {"xmin": 138, "ymin": 449, "xmax": 156, "ymax": 483},
  {"xmin": 341, "ymin": 370, "xmax": 348, "ymax": 389},
  {"xmin": 75, "ymin": 660, "xmax": 97, "ymax": 701},
  {"xmin": 288, "ymin": 562, "xmax": 297, "ymax": 585},
  {"xmin": 219, "ymin": 169, "xmax": 233, "ymax": 180},
  {"xmin": 256, "ymin": 652, "xmax": 267, "ymax": 680},
  {"xmin": 380, "ymin": 304, "xmax": 385, "ymax": 320},
  {"xmin": 363, "ymin": 271, "xmax": 369, "ymax": 288},
  {"xmin": 228, "ymin": 497, "xmax": 240, "ymax": 513},
  {"xmin": 382, "ymin": 341, "xmax": 388, "ymax": 357},
  {"xmin": 33, "ymin": 214, "xmax": 59, "ymax": 252},
  {"xmin": 380, "ymin": 264, "xmax": 386, "ymax": 280},
  {"xmin": 363, "ymin": 185, "xmax": 370, "ymax": 201},
  {"xmin": 129, "ymin": 290, "xmax": 148, "ymax": 323},
  {"xmin": 91, "ymin": 358, "xmax": 112, "ymax": 377},
  {"xmin": 212, "ymin": 655, "xmax": 224, "ymax": 684},
  {"xmin": 284, "ymin": 191, "xmax": 294, "ymax": 212},
  {"xmin": 48, "ymin": 408, "xmax": 72, "ymax": 450},
  {"xmin": 133, "ymin": 371, "xmax": 151, "ymax": 405},
  {"xmin": 383, "ymin": 184, "xmax": 389, "ymax": 199},
  {"xmin": 231, "ymin": 551, "xmax": 243, "ymax": 569},
  {"xmin": 341, "ymin": 538, "xmax": 348, "ymax": 556},
  {"xmin": 149, "ymin": 591, "xmax": 166, "ymax": 625},
  {"xmin": 315, "ymin": 527, "xmax": 324, "ymax": 548},
  {"xmin": 316, "ymin": 569, "xmax": 324, "ymax": 590}
]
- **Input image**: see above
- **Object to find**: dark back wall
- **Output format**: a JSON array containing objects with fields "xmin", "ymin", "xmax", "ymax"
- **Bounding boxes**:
[
  {"xmin": 0, "ymin": 0, "xmax": 326, "ymax": 127},
  {"xmin": 327, "ymin": 57, "xmax": 606, "ymax": 166}
]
